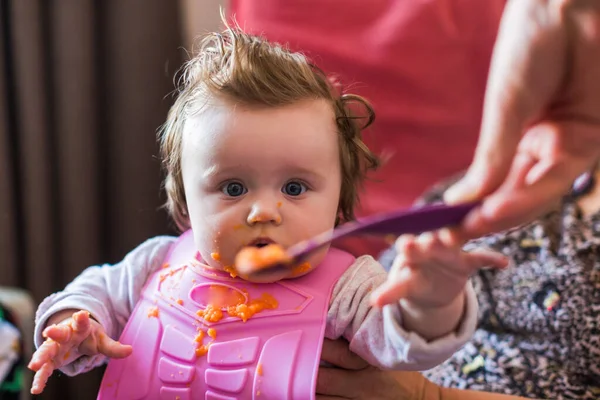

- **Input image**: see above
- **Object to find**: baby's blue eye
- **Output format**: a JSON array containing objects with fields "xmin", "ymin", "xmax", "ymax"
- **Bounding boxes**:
[
  {"xmin": 222, "ymin": 182, "xmax": 247, "ymax": 197},
  {"xmin": 282, "ymin": 181, "xmax": 307, "ymax": 196}
]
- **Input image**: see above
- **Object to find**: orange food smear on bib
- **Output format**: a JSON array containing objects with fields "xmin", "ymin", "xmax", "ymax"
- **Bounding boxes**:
[
  {"xmin": 193, "ymin": 330, "xmax": 214, "ymax": 358},
  {"xmin": 226, "ymin": 293, "xmax": 278, "ymax": 322},
  {"xmin": 223, "ymin": 265, "xmax": 239, "ymax": 278},
  {"xmin": 195, "ymin": 346, "xmax": 209, "ymax": 357},
  {"xmin": 194, "ymin": 331, "xmax": 205, "ymax": 343},
  {"xmin": 195, "ymin": 286, "xmax": 279, "ymax": 323},
  {"xmin": 196, "ymin": 305, "xmax": 223, "ymax": 322}
]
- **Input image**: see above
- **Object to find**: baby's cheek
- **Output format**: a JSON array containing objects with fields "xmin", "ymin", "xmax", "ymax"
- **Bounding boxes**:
[{"xmin": 193, "ymin": 233, "xmax": 222, "ymax": 265}]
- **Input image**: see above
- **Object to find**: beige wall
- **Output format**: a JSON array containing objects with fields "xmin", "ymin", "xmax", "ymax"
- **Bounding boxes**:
[{"xmin": 180, "ymin": 0, "xmax": 227, "ymax": 50}]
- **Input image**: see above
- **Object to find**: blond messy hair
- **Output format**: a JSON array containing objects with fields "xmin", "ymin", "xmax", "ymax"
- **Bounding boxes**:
[{"xmin": 159, "ymin": 22, "xmax": 380, "ymax": 231}]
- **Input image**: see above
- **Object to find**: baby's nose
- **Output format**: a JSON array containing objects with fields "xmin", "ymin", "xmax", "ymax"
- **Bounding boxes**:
[{"xmin": 247, "ymin": 201, "xmax": 282, "ymax": 225}]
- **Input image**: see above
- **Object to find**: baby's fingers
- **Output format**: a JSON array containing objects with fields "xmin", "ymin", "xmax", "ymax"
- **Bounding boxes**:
[
  {"xmin": 71, "ymin": 310, "xmax": 92, "ymax": 332},
  {"xmin": 370, "ymin": 267, "xmax": 411, "ymax": 307},
  {"xmin": 28, "ymin": 340, "xmax": 60, "ymax": 372},
  {"xmin": 43, "ymin": 311, "xmax": 92, "ymax": 345},
  {"xmin": 396, "ymin": 233, "xmax": 446, "ymax": 264},
  {"xmin": 463, "ymin": 249, "xmax": 509, "ymax": 273},
  {"xmin": 30, "ymin": 360, "xmax": 55, "ymax": 395},
  {"xmin": 43, "ymin": 323, "xmax": 73, "ymax": 343},
  {"xmin": 97, "ymin": 333, "xmax": 133, "ymax": 359}
]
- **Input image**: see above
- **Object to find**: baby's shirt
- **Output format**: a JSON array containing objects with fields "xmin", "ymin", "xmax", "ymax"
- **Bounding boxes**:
[{"xmin": 34, "ymin": 236, "xmax": 477, "ymax": 376}]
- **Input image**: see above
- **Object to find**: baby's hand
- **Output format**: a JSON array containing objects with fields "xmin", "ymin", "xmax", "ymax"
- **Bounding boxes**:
[
  {"xmin": 371, "ymin": 231, "xmax": 508, "ymax": 308},
  {"xmin": 28, "ymin": 310, "xmax": 132, "ymax": 395}
]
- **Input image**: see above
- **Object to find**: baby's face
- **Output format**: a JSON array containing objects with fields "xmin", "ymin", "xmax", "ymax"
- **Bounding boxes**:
[{"xmin": 181, "ymin": 98, "xmax": 342, "ymax": 280}]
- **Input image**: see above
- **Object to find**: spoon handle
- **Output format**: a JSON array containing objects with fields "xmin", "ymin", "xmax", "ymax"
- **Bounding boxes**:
[{"xmin": 287, "ymin": 201, "xmax": 479, "ymax": 262}]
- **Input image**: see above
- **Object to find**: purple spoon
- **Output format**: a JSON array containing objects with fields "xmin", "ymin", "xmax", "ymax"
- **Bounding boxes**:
[{"xmin": 237, "ymin": 201, "xmax": 479, "ymax": 280}]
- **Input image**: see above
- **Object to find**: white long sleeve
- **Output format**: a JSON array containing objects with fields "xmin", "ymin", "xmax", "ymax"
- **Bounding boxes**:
[{"xmin": 326, "ymin": 255, "xmax": 477, "ymax": 370}]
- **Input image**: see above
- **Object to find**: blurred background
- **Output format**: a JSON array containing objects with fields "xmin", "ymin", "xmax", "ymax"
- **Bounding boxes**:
[{"xmin": 0, "ymin": 1, "xmax": 223, "ymax": 398}]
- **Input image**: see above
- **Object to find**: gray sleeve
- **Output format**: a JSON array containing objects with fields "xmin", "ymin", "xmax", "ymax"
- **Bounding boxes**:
[
  {"xmin": 326, "ymin": 256, "xmax": 478, "ymax": 371},
  {"xmin": 33, "ymin": 235, "xmax": 176, "ymax": 376}
]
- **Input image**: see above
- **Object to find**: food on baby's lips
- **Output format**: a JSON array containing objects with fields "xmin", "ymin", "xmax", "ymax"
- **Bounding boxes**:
[{"xmin": 234, "ymin": 243, "xmax": 291, "ymax": 275}]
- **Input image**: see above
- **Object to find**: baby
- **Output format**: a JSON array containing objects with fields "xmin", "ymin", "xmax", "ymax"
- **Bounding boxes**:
[{"xmin": 27, "ymin": 24, "xmax": 506, "ymax": 397}]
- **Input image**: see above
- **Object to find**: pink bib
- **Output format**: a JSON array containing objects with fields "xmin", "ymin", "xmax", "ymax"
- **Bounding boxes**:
[{"xmin": 98, "ymin": 230, "xmax": 354, "ymax": 400}]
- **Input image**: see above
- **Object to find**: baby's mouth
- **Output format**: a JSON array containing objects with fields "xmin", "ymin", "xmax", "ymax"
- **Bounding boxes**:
[{"xmin": 248, "ymin": 238, "xmax": 275, "ymax": 248}]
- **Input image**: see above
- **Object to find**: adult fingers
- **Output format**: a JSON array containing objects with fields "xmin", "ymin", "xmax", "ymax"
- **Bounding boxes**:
[
  {"xmin": 316, "ymin": 366, "xmax": 356, "ymax": 399},
  {"xmin": 320, "ymin": 338, "xmax": 368, "ymax": 370}
]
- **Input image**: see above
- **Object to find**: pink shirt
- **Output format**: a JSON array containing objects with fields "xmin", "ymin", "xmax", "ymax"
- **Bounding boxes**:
[{"xmin": 229, "ymin": 0, "xmax": 505, "ymax": 256}]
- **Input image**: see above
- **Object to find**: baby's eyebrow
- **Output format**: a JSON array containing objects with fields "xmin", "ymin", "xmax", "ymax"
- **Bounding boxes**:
[
  {"xmin": 202, "ymin": 164, "xmax": 247, "ymax": 179},
  {"xmin": 284, "ymin": 167, "xmax": 326, "ymax": 185}
]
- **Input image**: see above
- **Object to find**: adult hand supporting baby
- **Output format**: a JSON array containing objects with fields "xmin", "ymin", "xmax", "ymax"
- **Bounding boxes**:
[
  {"xmin": 316, "ymin": 338, "xmax": 430, "ymax": 400},
  {"xmin": 28, "ymin": 310, "xmax": 132, "ymax": 395},
  {"xmin": 316, "ymin": 339, "xmax": 532, "ymax": 400},
  {"xmin": 444, "ymin": 0, "xmax": 600, "ymax": 239}
]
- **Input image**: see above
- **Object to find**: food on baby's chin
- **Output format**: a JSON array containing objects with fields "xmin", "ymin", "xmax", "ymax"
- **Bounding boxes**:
[
  {"xmin": 234, "ymin": 244, "xmax": 291, "ymax": 273},
  {"xmin": 210, "ymin": 252, "xmax": 221, "ymax": 261},
  {"xmin": 291, "ymin": 262, "xmax": 312, "ymax": 276}
]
